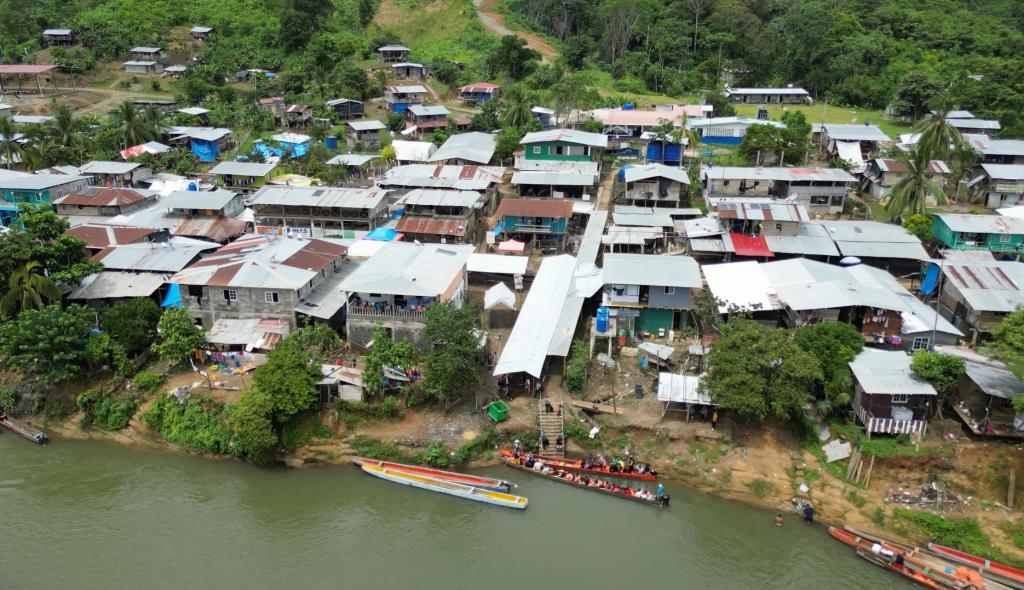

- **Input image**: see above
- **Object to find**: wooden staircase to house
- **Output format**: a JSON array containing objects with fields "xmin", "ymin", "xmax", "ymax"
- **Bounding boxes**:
[{"xmin": 537, "ymin": 399, "xmax": 564, "ymax": 456}]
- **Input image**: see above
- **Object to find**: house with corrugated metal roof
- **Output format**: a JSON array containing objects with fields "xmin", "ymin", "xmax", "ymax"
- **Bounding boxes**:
[
  {"xmin": 849, "ymin": 349, "xmax": 936, "ymax": 437},
  {"xmin": 171, "ymin": 234, "xmax": 350, "ymax": 329},
  {"xmin": 618, "ymin": 163, "xmax": 691, "ymax": 208},
  {"xmin": 78, "ymin": 161, "xmax": 151, "ymax": 188},
  {"xmin": 346, "ymin": 119, "xmax": 387, "ymax": 149},
  {"xmin": 928, "ymin": 255, "xmax": 1024, "ymax": 339},
  {"xmin": 391, "ymin": 62, "xmax": 426, "ymax": 81},
  {"xmin": 513, "ymin": 130, "xmax": 606, "ymax": 199},
  {"xmin": 53, "ymin": 187, "xmax": 157, "ymax": 217},
  {"xmin": 933, "ymin": 213, "xmax": 1024, "ymax": 253},
  {"xmin": 493, "ymin": 198, "xmax": 574, "ymax": 250},
  {"xmin": 862, "ymin": 158, "xmax": 950, "ymax": 201},
  {"xmin": 340, "ymin": 242, "xmax": 474, "ymax": 347},
  {"xmin": 384, "ymin": 85, "xmax": 428, "ymax": 113},
  {"xmin": 378, "ymin": 44, "xmax": 410, "ymax": 64},
  {"xmin": 722, "ymin": 87, "xmax": 811, "ymax": 104},
  {"xmin": 393, "ymin": 189, "xmax": 485, "ymax": 244},
  {"xmin": 935, "ymin": 345, "xmax": 1024, "ymax": 438},
  {"xmin": 601, "ymin": 253, "xmax": 702, "ymax": 336},
  {"xmin": 325, "ymin": 97, "xmax": 364, "ymax": 119},
  {"xmin": 250, "ymin": 185, "xmax": 389, "ymax": 236},
  {"xmin": 43, "ymin": 28, "xmax": 74, "ymax": 47},
  {"xmin": 429, "ymin": 132, "xmax": 497, "ymax": 166},
  {"xmin": 459, "ymin": 82, "xmax": 500, "ymax": 104},
  {"xmin": 972, "ymin": 163, "xmax": 1024, "ymax": 209},
  {"xmin": 818, "ymin": 124, "xmax": 892, "ymax": 169},
  {"xmin": 209, "ymin": 161, "xmax": 278, "ymax": 195}
]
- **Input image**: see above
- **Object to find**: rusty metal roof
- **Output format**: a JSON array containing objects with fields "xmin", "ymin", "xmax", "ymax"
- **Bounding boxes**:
[
  {"xmin": 395, "ymin": 215, "xmax": 468, "ymax": 237},
  {"xmin": 495, "ymin": 198, "xmax": 574, "ymax": 219}
]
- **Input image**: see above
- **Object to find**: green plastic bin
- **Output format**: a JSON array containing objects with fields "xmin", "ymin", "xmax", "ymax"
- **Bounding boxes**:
[{"xmin": 487, "ymin": 400, "xmax": 510, "ymax": 423}]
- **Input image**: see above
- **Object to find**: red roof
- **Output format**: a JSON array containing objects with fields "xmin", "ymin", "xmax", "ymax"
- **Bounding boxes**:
[
  {"xmin": 729, "ymin": 232, "xmax": 774, "ymax": 258},
  {"xmin": 395, "ymin": 216, "xmax": 468, "ymax": 237},
  {"xmin": 55, "ymin": 187, "xmax": 151, "ymax": 207},
  {"xmin": 460, "ymin": 83, "xmax": 500, "ymax": 93},
  {"xmin": 496, "ymin": 198, "xmax": 573, "ymax": 219},
  {"xmin": 67, "ymin": 224, "xmax": 160, "ymax": 249}
]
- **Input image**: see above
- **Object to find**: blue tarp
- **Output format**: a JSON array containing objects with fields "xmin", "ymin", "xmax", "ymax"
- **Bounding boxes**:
[
  {"xmin": 390, "ymin": 208, "xmax": 405, "ymax": 219},
  {"xmin": 618, "ymin": 164, "xmax": 633, "ymax": 181},
  {"xmin": 278, "ymin": 140, "xmax": 309, "ymax": 158},
  {"xmin": 190, "ymin": 138, "xmax": 220, "ymax": 162},
  {"xmin": 646, "ymin": 142, "xmax": 682, "ymax": 164},
  {"xmin": 161, "ymin": 283, "xmax": 182, "ymax": 308},
  {"xmin": 253, "ymin": 142, "xmax": 284, "ymax": 159},
  {"xmin": 366, "ymin": 227, "xmax": 400, "ymax": 241},
  {"xmin": 920, "ymin": 263, "xmax": 940, "ymax": 296},
  {"xmin": 391, "ymin": 102, "xmax": 411, "ymax": 113}
]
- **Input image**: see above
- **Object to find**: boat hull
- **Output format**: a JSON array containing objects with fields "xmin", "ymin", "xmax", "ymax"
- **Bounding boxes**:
[
  {"xmin": 500, "ymin": 450, "xmax": 657, "ymax": 481},
  {"xmin": 829, "ymin": 528, "xmax": 958, "ymax": 590},
  {"xmin": 502, "ymin": 458, "xmax": 665, "ymax": 507},
  {"xmin": 929, "ymin": 543, "xmax": 1024, "ymax": 588},
  {"xmin": 352, "ymin": 457, "xmax": 512, "ymax": 493},
  {"xmin": 360, "ymin": 464, "xmax": 527, "ymax": 509}
]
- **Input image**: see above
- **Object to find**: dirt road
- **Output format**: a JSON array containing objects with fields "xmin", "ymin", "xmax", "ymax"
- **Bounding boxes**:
[{"xmin": 473, "ymin": 0, "xmax": 557, "ymax": 62}]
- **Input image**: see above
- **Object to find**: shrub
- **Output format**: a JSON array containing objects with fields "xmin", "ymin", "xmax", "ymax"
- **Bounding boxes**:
[
  {"xmin": 891, "ymin": 509, "xmax": 1013, "ymax": 564},
  {"xmin": 871, "ymin": 507, "xmax": 886, "ymax": 527},
  {"xmin": 846, "ymin": 491, "xmax": 867, "ymax": 508},
  {"xmin": 350, "ymin": 435, "xmax": 413, "ymax": 462},
  {"xmin": 423, "ymin": 440, "xmax": 449, "ymax": 468},
  {"xmin": 76, "ymin": 390, "xmax": 139, "ymax": 431},
  {"xmin": 451, "ymin": 428, "xmax": 497, "ymax": 465},
  {"xmin": 280, "ymin": 420, "xmax": 312, "ymax": 450},
  {"xmin": 746, "ymin": 478, "xmax": 774, "ymax": 499},
  {"xmin": 313, "ymin": 423, "xmax": 332, "ymax": 438},
  {"xmin": 132, "ymin": 371, "xmax": 164, "ymax": 394},
  {"xmin": 141, "ymin": 395, "xmax": 232, "ymax": 455},
  {"xmin": 0, "ymin": 387, "xmax": 16, "ymax": 414},
  {"xmin": 564, "ymin": 340, "xmax": 590, "ymax": 392}
]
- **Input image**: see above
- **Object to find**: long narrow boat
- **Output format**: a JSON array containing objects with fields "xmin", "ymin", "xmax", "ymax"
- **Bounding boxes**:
[
  {"xmin": 929, "ymin": 544, "xmax": 1024, "ymax": 589},
  {"xmin": 499, "ymin": 449, "xmax": 657, "ymax": 481},
  {"xmin": 502, "ymin": 457, "xmax": 666, "ymax": 507},
  {"xmin": 830, "ymin": 527, "xmax": 974, "ymax": 589},
  {"xmin": 352, "ymin": 457, "xmax": 513, "ymax": 493},
  {"xmin": 360, "ymin": 464, "xmax": 528, "ymax": 509}
]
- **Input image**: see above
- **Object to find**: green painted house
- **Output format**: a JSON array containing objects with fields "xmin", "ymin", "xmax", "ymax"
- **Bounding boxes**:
[
  {"xmin": 519, "ymin": 129, "xmax": 608, "ymax": 162},
  {"xmin": 932, "ymin": 213, "xmax": 1024, "ymax": 253},
  {"xmin": 208, "ymin": 161, "xmax": 278, "ymax": 196}
]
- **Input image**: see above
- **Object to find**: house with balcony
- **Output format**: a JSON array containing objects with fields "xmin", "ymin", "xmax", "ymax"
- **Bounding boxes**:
[
  {"xmin": 459, "ymin": 83, "xmax": 500, "ymax": 104},
  {"xmin": 932, "ymin": 213, "xmax": 1024, "ymax": 253},
  {"xmin": 973, "ymin": 164, "xmax": 1024, "ymax": 208},
  {"xmin": 405, "ymin": 105, "xmax": 450, "ymax": 137},
  {"xmin": 78, "ymin": 161, "xmax": 151, "ymax": 188},
  {"xmin": 285, "ymin": 104, "xmax": 313, "ymax": 128},
  {"xmin": 384, "ymin": 85, "xmax": 428, "ymax": 113},
  {"xmin": 850, "ymin": 349, "xmax": 936, "ymax": 437},
  {"xmin": 394, "ymin": 189, "xmax": 484, "ymax": 244},
  {"xmin": 512, "ymin": 129, "xmax": 606, "ymax": 199},
  {"xmin": 378, "ymin": 164, "xmax": 505, "ymax": 204},
  {"xmin": 339, "ymin": 242, "xmax": 474, "ymax": 347},
  {"xmin": 702, "ymin": 167, "xmax": 855, "ymax": 216},
  {"xmin": 602, "ymin": 253, "xmax": 702, "ymax": 336},
  {"xmin": 53, "ymin": 186, "xmax": 157, "ymax": 217},
  {"xmin": 325, "ymin": 98, "xmax": 364, "ymax": 119},
  {"xmin": 494, "ymin": 198, "xmax": 574, "ymax": 250},
  {"xmin": 171, "ymin": 234, "xmax": 350, "ymax": 330},
  {"xmin": 862, "ymin": 158, "xmax": 950, "ymax": 202},
  {"xmin": 347, "ymin": 120, "xmax": 387, "ymax": 149},
  {"xmin": 209, "ymin": 161, "xmax": 278, "ymax": 195},
  {"xmin": 618, "ymin": 163, "xmax": 691, "ymax": 208},
  {"xmin": 250, "ymin": 185, "xmax": 389, "ymax": 237},
  {"xmin": 378, "ymin": 44, "xmax": 411, "ymax": 63},
  {"xmin": 722, "ymin": 87, "xmax": 811, "ymax": 104},
  {"xmin": 963, "ymin": 135, "xmax": 1024, "ymax": 166}
]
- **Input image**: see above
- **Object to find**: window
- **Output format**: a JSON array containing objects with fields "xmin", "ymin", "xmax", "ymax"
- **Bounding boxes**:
[
  {"xmin": 264, "ymin": 292, "xmax": 279, "ymax": 303},
  {"xmin": 555, "ymin": 146, "xmax": 565, "ymax": 155},
  {"xmin": 223, "ymin": 289, "xmax": 237, "ymax": 302},
  {"xmin": 775, "ymin": 223, "xmax": 783, "ymax": 231},
  {"xmin": 830, "ymin": 195, "xmax": 845, "ymax": 206},
  {"xmin": 664, "ymin": 286, "xmax": 675, "ymax": 295},
  {"xmin": 532, "ymin": 146, "xmax": 541, "ymax": 155},
  {"xmin": 1000, "ymin": 233, "xmax": 1012, "ymax": 243},
  {"xmin": 810, "ymin": 195, "xmax": 829, "ymax": 205},
  {"xmin": 891, "ymin": 394, "xmax": 909, "ymax": 404},
  {"xmin": 912, "ymin": 336, "xmax": 930, "ymax": 351}
]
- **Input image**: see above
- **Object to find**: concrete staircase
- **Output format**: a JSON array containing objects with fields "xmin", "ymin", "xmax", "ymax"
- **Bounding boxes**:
[{"xmin": 538, "ymin": 399, "xmax": 564, "ymax": 456}]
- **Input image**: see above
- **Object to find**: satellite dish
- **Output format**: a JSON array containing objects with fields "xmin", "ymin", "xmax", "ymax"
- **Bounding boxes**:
[{"xmin": 839, "ymin": 256, "xmax": 862, "ymax": 266}]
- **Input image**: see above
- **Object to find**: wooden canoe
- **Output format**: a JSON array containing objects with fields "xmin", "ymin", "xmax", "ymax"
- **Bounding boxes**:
[
  {"xmin": 502, "ymin": 457, "xmax": 666, "ymax": 507},
  {"xmin": 352, "ymin": 457, "xmax": 513, "ymax": 493},
  {"xmin": 360, "ymin": 464, "xmax": 528, "ymax": 509},
  {"xmin": 830, "ymin": 527, "xmax": 969, "ymax": 589},
  {"xmin": 929, "ymin": 544, "xmax": 1024, "ymax": 589},
  {"xmin": 500, "ymin": 449, "xmax": 657, "ymax": 481}
]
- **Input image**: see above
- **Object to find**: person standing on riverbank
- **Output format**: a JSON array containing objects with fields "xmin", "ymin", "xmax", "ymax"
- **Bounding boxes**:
[
  {"xmin": 803, "ymin": 505, "xmax": 814, "ymax": 524},
  {"xmin": 711, "ymin": 410, "xmax": 718, "ymax": 431}
]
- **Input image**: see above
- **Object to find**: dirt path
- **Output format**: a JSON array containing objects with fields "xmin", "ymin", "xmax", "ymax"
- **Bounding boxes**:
[
  {"xmin": 474, "ymin": 0, "xmax": 557, "ymax": 62},
  {"xmin": 598, "ymin": 164, "xmax": 620, "ymax": 211}
]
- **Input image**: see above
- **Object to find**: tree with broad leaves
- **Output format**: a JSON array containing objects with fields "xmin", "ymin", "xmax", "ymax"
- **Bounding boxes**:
[
  {"xmin": 910, "ymin": 350, "xmax": 965, "ymax": 418},
  {"xmin": 102, "ymin": 298, "xmax": 162, "ymax": 355},
  {"xmin": 0, "ymin": 303, "xmax": 95, "ymax": 383},
  {"xmin": 0, "ymin": 261, "xmax": 60, "ymax": 319},
  {"xmin": 423, "ymin": 301, "xmax": 483, "ymax": 411},
  {"xmin": 363, "ymin": 325, "xmax": 418, "ymax": 397},
  {"xmin": 252, "ymin": 336, "xmax": 321, "ymax": 423},
  {"xmin": 153, "ymin": 308, "xmax": 206, "ymax": 365},
  {"xmin": 884, "ymin": 145, "xmax": 948, "ymax": 221},
  {"xmin": 793, "ymin": 322, "xmax": 864, "ymax": 414}
]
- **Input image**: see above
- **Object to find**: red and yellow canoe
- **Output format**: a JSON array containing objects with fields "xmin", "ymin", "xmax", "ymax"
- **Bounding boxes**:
[
  {"xmin": 353, "ymin": 457, "xmax": 513, "ymax": 493},
  {"xmin": 499, "ymin": 449, "xmax": 657, "ymax": 481}
]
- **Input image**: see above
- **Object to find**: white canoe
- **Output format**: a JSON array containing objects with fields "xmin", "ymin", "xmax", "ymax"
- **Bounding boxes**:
[{"xmin": 360, "ymin": 464, "xmax": 528, "ymax": 510}]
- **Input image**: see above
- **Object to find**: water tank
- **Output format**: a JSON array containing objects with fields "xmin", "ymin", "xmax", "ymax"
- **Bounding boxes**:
[
  {"xmin": 325, "ymin": 136, "xmax": 338, "ymax": 149},
  {"xmin": 596, "ymin": 306, "xmax": 609, "ymax": 334},
  {"xmin": 187, "ymin": 181, "xmax": 198, "ymax": 191}
]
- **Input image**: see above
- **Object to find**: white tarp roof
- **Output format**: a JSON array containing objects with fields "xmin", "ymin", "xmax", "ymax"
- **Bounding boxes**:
[
  {"xmin": 701, "ymin": 260, "xmax": 778, "ymax": 312},
  {"xmin": 467, "ymin": 253, "xmax": 528, "ymax": 275},
  {"xmin": 392, "ymin": 140, "xmax": 437, "ymax": 162},
  {"xmin": 657, "ymin": 373, "xmax": 714, "ymax": 405},
  {"xmin": 484, "ymin": 282, "xmax": 516, "ymax": 310},
  {"xmin": 835, "ymin": 140, "xmax": 864, "ymax": 171}
]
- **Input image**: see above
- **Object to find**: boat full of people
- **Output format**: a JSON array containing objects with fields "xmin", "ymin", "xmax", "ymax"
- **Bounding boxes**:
[
  {"xmin": 499, "ymin": 448, "xmax": 658, "ymax": 481},
  {"xmin": 503, "ymin": 452, "xmax": 668, "ymax": 507},
  {"xmin": 359, "ymin": 463, "xmax": 528, "ymax": 509},
  {"xmin": 353, "ymin": 457, "xmax": 514, "ymax": 493}
]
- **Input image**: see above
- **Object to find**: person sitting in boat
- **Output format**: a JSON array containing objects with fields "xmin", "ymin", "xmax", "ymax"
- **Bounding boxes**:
[{"xmin": 597, "ymin": 455, "xmax": 608, "ymax": 468}]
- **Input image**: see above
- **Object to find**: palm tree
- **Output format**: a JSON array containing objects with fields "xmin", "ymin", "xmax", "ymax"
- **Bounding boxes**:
[
  {"xmin": 45, "ymin": 104, "xmax": 90, "ymax": 165},
  {"xmin": 915, "ymin": 109, "xmax": 964, "ymax": 162},
  {"xmin": 947, "ymin": 141, "xmax": 982, "ymax": 202},
  {"xmin": 1, "ymin": 261, "xmax": 60, "ymax": 318},
  {"xmin": 677, "ymin": 115, "xmax": 703, "ymax": 166},
  {"xmin": 501, "ymin": 86, "xmax": 534, "ymax": 128},
  {"xmin": 115, "ymin": 100, "xmax": 157, "ymax": 148},
  {"xmin": 884, "ymin": 145, "xmax": 948, "ymax": 221},
  {"xmin": 0, "ymin": 116, "xmax": 27, "ymax": 169}
]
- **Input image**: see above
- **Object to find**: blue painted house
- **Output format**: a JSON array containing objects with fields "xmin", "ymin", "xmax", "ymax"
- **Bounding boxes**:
[
  {"xmin": 686, "ymin": 116, "xmax": 787, "ymax": 146},
  {"xmin": 168, "ymin": 127, "xmax": 232, "ymax": 162},
  {"xmin": 494, "ymin": 198, "xmax": 573, "ymax": 249},
  {"xmin": 932, "ymin": 213, "xmax": 1024, "ymax": 253},
  {"xmin": 460, "ymin": 82, "xmax": 500, "ymax": 104},
  {"xmin": 385, "ymin": 84, "xmax": 427, "ymax": 113}
]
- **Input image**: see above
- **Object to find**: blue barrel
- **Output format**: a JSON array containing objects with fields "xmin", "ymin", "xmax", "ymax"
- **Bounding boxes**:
[
  {"xmin": 325, "ymin": 136, "xmax": 338, "ymax": 149},
  {"xmin": 596, "ymin": 306, "xmax": 609, "ymax": 333},
  {"xmin": 187, "ymin": 181, "xmax": 197, "ymax": 191}
]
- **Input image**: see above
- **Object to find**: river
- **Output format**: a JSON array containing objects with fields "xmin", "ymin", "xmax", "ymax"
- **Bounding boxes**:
[{"xmin": 0, "ymin": 436, "xmax": 911, "ymax": 589}]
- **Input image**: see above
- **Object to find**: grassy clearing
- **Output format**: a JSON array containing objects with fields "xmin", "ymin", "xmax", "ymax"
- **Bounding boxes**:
[
  {"xmin": 733, "ymin": 103, "xmax": 912, "ymax": 138},
  {"xmin": 374, "ymin": 0, "xmax": 497, "ymax": 69},
  {"xmin": 892, "ymin": 509, "xmax": 1024, "ymax": 567}
]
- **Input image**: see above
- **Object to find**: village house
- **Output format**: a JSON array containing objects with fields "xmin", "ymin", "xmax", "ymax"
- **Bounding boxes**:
[
  {"xmin": 963, "ymin": 135, "xmax": 1024, "ymax": 165},
  {"xmin": 584, "ymin": 104, "xmax": 710, "ymax": 140},
  {"xmin": 68, "ymin": 270, "xmax": 169, "ymax": 306},
  {"xmin": 394, "ymin": 189, "xmax": 485, "ymax": 244},
  {"xmin": 513, "ymin": 129, "xmax": 607, "ymax": 199},
  {"xmin": 384, "ymin": 85, "xmax": 428, "ymax": 113},
  {"xmin": 618, "ymin": 163, "xmax": 691, "ymax": 208},
  {"xmin": 340, "ymin": 241, "xmax": 474, "ymax": 347},
  {"xmin": 948, "ymin": 118, "xmax": 1001, "ymax": 136},
  {"xmin": 936, "ymin": 345, "xmax": 1024, "ymax": 439},
  {"xmin": 0, "ymin": 173, "xmax": 93, "ymax": 222},
  {"xmin": 53, "ymin": 186, "xmax": 157, "ymax": 217},
  {"xmin": 972, "ymin": 164, "xmax": 1024, "ymax": 208},
  {"xmin": 208, "ymin": 161, "xmax": 278, "ymax": 195},
  {"xmin": 78, "ymin": 161, "xmax": 151, "ymax": 188},
  {"xmin": 256, "ymin": 96, "xmax": 286, "ymax": 120},
  {"xmin": 818, "ymin": 124, "xmax": 892, "ymax": 170},
  {"xmin": 928, "ymin": 257, "xmax": 1024, "ymax": 341},
  {"xmin": 92, "ymin": 237, "xmax": 217, "ymax": 276},
  {"xmin": 162, "ymin": 189, "xmax": 245, "ymax": 219},
  {"xmin": 250, "ymin": 185, "xmax": 389, "ymax": 237},
  {"xmin": 459, "ymin": 83, "xmax": 500, "ymax": 104},
  {"xmin": 123, "ymin": 61, "xmax": 163, "ymax": 75},
  {"xmin": 932, "ymin": 213, "xmax": 1024, "ymax": 253},
  {"xmin": 390, "ymin": 140, "xmax": 438, "ymax": 164},
  {"xmin": 325, "ymin": 154, "xmax": 381, "ymax": 179},
  {"xmin": 346, "ymin": 120, "xmax": 387, "ymax": 149},
  {"xmin": 405, "ymin": 104, "xmax": 450, "ymax": 137},
  {"xmin": 429, "ymin": 132, "xmax": 497, "ymax": 166},
  {"xmin": 862, "ymin": 158, "xmax": 950, "ymax": 201},
  {"xmin": 849, "ymin": 349, "xmax": 936, "ymax": 437},
  {"xmin": 175, "ymin": 106, "xmax": 209, "ymax": 123},
  {"xmin": 129, "ymin": 46, "xmax": 164, "ymax": 61},
  {"xmin": 163, "ymin": 65, "xmax": 187, "ymax": 78},
  {"xmin": 43, "ymin": 28, "xmax": 74, "ymax": 47},
  {"xmin": 66, "ymin": 224, "xmax": 163, "ymax": 254},
  {"xmin": 705, "ymin": 166, "xmax": 857, "ymax": 216},
  {"xmin": 391, "ymin": 62, "xmax": 426, "ymax": 81},
  {"xmin": 686, "ymin": 116, "xmax": 786, "ymax": 146},
  {"xmin": 378, "ymin": 164, "xmax": 504, "ymax": 201},
  {"xmin": 377, "ymin": 44, "xmax": 411, "ymax": 64},
  {"xmin": 722, "ymin": 87, "xmax": 812, "ymax": 104},
  {"xmin": 494, "ymin": 198, "xmax": 574, "ymax": 250},
  {"xmin": 172, "ymin": 234, "xmax": 350, "ymax": 330},
  {"xmin": 190, "ymin": 26, "xmax": 213, "ymax": 41},
  {"xmin": 819, "ymin": 220, "xmax": 929, "ymax": 273},
  {"xmin": 609, "ymin": 206, "xmax": 683, "ymax": 253},
  {"xmin": 269, "ymin": 133, "xmax": 311, "ymax": 158},
  {"xmin": 167, "ymin": 126, "xmax": 232, "ymax": 162},
  {"xmin": 285, "ymin": 104, "xmax": 313, "ymax": 128},
  {"xmin": 325, "ymin": 98, "xmax": 364, "ymax": 119},
  {"xmin": 601, "ymin": 253, "xmax": 702, "ymax": 336}
]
